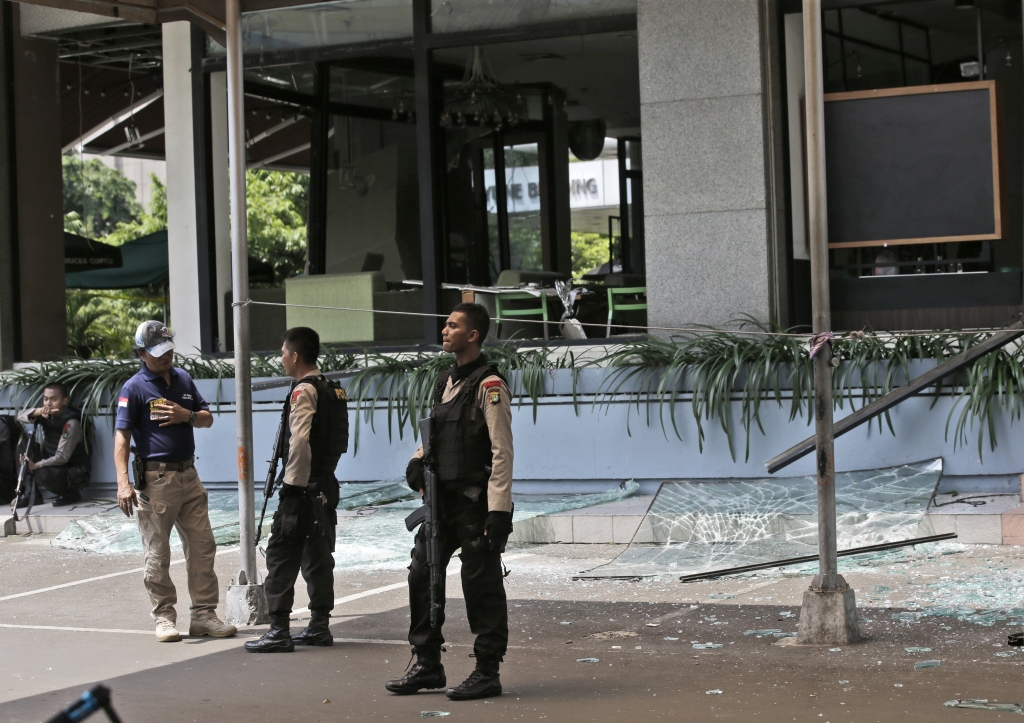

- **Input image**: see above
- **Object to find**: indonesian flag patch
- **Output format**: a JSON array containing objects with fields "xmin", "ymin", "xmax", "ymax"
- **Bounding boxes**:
[{"xmin": 118, "ymin": 397, "xmax": 129, "ymax": 408}]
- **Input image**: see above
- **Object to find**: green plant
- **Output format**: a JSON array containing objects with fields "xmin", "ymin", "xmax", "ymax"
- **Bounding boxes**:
[{"xmin": 4, "ymin": 325, "xmax": 1023, "ymax": 460}]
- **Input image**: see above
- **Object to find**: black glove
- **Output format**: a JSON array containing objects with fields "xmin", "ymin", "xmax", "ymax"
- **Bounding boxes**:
[
  {"xmin": 484, "ymin": 510, "xmax": 514, "ymax": 553},
  {"xmin": 406, "ymin": 457, "xmax": 425, "ymax": 492}
]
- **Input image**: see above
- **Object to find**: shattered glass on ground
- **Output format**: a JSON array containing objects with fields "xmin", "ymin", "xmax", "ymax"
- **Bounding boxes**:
[
  {"xmin": 578, "ymin": 460, "xmax": 942, "ymax": 579},
  {"xmin": 52, "ymin": 479, "xmax": 640, "ymax": 570}
]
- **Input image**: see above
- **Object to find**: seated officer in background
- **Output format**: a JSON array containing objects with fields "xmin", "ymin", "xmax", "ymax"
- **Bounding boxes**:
[
  {"xmin": 245, "ymin": 326, "xmax": 349, "ymax": 653},
  {"xmin": 16, "ymin": 383, "xmax": 91, "ymax": 507}
]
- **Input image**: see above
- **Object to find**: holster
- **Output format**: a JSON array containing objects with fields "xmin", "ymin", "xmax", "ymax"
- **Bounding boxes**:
[{"xmin": 130, "ymin": 447, "xmax": 146, "ymax": 491}]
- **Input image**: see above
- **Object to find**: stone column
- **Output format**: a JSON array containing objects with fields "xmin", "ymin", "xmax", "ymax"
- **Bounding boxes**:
[
  {"xmin": 0, "ymin": 2, "xmax": 18, "ymax": 369},
  {"xmin": 638, "ymin": 0, "xmax": 777, "ymax": 330},
  {"xmin": 210, "ymin": 71, "xmax": 231, "ymax": 352},
  {"xmin": 162, "ymin": 21, "xmax": 203, "ymax": 354},
  {"xmin": 13, "ymin": 8, "xmax": 64, "ymax": 361}
]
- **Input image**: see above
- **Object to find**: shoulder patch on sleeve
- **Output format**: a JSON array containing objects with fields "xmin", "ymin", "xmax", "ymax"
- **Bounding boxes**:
[
  {"xmin": 483, "ymin": 380, "xmax": 502, "ymax": 389},
  {"xmin": 290, "ymin": 387, "xmax": 303, "ymax": 409},
  {"xmin": 62, "ymin": 422, "xmax": 72, "ymax": 439},
  {"xmin": 118, "ymin": 397, "xmax": 129, "ymax": 408},
  {"xmin": 488, "ymin": 389, "xmax": 501, "ymax": 405}
]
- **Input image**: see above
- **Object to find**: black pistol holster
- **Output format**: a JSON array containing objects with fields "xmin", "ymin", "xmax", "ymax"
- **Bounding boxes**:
[{"xmin": 129, "ymin": 447, "xmax": 146, "ymax": 492}]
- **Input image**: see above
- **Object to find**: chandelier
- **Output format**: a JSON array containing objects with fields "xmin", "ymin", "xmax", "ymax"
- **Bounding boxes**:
[{"xmin": 439, "ymin": 46, "xmax": 528, "ymax": 131}]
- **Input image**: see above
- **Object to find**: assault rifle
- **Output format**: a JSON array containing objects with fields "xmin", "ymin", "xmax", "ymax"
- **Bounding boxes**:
[
  {"xmin": 404, "ymin": 417, "xmax": 442, "ymax": 628},
  {"xmin": 255, "ymin": 415, "xmax": 286, "ymax": 545},
  {"xmin": 11, "ymin": 425, "xmax": 39, "ymax": 522}
]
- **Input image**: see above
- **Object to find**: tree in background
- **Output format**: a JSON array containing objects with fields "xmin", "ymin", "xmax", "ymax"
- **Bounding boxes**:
[
  {"xmin": 62, "ymin": 155, "xmax": 142, "ymax": 238},
  {"xmin": 245, "ymin": 170, "xmax": 309, "ymax": 285},
  {"xmin": 572, "ymin": 231, "xmax": 612, "ymax": 277},
  {"xmin": 63, "ymin": 160, "xmax": 310, "ymax": 357}
]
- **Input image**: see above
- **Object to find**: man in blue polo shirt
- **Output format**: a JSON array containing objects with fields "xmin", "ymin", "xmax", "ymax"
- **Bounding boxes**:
[{"xmin": 114, "ymin": 321, "xmax": 237, "ymax": 643}]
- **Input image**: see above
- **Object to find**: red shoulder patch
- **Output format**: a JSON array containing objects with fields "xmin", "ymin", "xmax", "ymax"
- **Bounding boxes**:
[
  {"xmin": 483, "ymin": 380, "xmax": 502, "ymax": 389},
  {"xmin": 63, "ymin": 422, "xmax": 72, "ymax": 432}
]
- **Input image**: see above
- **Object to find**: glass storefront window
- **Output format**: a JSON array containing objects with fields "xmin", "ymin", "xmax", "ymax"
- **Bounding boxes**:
[
  {"xmin": 240, "ymin": 0, "xmax": 412, "ymax": 53},
  {"xmin": 431, "ymin": 0, "xmax": 635, "ymax": 33},
  {"xmin": 483, "ymin": 142, "xmax": 543, "ymax": 283}
]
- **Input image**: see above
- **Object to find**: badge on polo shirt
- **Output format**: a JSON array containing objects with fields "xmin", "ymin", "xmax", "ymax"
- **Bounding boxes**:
[
  {"xmin": 118, "ymin": 396, "xmax": 129, "ymax": 408},
  {"xmin": 484, "ymin": 380, "xmax": 501, "ymax": 405}
]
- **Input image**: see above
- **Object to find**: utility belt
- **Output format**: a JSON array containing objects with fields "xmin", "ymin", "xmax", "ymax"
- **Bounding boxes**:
[
  {"xmin": 143, "ymin": 458, "xmax": 194, "ymax": 472},
  {"xmin": 275, "ymin": 481, "xmax": 332, "ymax": 541},
  {"xmin": 437, "ymin": 468, "xmax": 490, "ymax": 489}
]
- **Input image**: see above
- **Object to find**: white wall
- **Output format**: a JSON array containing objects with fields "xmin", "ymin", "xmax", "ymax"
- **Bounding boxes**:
[
  {"xmin": 161, "ymin": 21, "xmax": 202, "ymax": 354},
  {"xmin": 87, "ymin": 155, "xmax": 166, "ymax": 212}
]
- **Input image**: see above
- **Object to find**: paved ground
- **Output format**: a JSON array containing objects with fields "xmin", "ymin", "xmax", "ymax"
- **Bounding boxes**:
[{"xmin": 1, "ymin": 532, "xmax": 1023, "ymax": 723}]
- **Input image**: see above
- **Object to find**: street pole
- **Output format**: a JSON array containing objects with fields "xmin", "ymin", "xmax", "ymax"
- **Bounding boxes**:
[
  {"xmin": 223, "ymin": 0, "xmax": 268, "ymax": 626},
  {"xmin": 796, "ymin": 0, "xmax": 858, "ymax": 646}
]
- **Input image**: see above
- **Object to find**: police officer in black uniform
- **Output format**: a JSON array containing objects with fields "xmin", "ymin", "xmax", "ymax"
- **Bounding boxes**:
[
  {"xmin": 386, "ymin": 303, "xmax": 515, "ymax": 701},
  {"xmin": 245, "ymin": 326, "xmax": 349, "ymax": 653},
  {"xmin": 16, "ymin": 382, "xmax": 91, "ymax": 507}
]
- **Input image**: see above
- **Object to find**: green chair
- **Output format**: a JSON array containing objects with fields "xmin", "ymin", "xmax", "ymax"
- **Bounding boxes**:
[
  {"xmin": 606, "ymin": 286, "xmax": 647, "ymax": 337},
  {"xmin": 495, "ymin": 291, "xmax": 550, "ymax": 340}
]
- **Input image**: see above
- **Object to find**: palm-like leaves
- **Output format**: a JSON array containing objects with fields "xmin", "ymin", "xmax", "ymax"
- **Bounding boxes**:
[{"xmin": 2, "ymin": 325, "xmax": 1022, "ymax": 458}]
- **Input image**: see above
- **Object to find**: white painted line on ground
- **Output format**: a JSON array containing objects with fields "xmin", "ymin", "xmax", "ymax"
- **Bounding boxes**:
[
  {"xmin": 0, "ymin": 546, "xmax": 240, "ymax": 603},
  {"xmin": 291, "ymin": 553, "xmax": 535, "ymax": 617},
  {"xmin": 0, "ymin": 623, "xmax": 153, "ymax": 635}
]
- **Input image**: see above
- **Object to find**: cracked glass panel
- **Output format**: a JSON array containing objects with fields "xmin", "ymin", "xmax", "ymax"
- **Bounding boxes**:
[
  {"xmin": 578, "ymin": 459, "xmax": 942, "ymax": 579},
  {"xmin": 53, "ymin": 479, "xmax": 639, "ymax": 566}
]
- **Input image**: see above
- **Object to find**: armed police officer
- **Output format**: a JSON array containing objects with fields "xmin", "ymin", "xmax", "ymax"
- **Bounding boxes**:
[
  {"xmin": 245, "ymin": 326, "xmax": 349, "ymax": 653},
  {"xmin": 15, "ymin": 383, "xmax": 91, "ymax": 507},
  {"xmin": 386, "ymin": 302, "xmax": 514, "ymax": 701}
]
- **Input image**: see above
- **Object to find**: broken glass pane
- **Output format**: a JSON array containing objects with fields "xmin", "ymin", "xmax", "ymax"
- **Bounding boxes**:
[{"xmin": 577, "ymin": 459, "xmax": 942, "ymax": 579}]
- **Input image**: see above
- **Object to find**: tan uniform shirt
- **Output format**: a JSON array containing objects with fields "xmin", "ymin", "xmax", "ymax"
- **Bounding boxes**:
[
  {"xmin": 283, "ymin": 369, "xmax": 321, "ymax": 488},
  {"xmin": 412, "ymin": 370, "xmax": 514, "ymax": 513},
  {"xmin": 16, "ymin": 409, "xmax": 84, "ymax": 468}
]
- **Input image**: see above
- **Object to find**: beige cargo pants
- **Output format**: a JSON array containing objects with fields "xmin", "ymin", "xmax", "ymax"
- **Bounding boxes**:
[{"xmin": 136, "ymin": 465, "xmax": 219, "ymax": 623}]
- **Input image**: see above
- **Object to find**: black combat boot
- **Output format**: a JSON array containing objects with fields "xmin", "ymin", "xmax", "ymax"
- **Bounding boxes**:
[
  {"xmin": 292, "ymin": 611, "xmax": 333, "ymax": 647},
  {"xmin": 16, "ymin": 487, "xmax": 42, "ymax": 509},
  {"xmin": 446, "ymin": 659, "xmax": 502, "ymax": 701},
  {"xmin": 244, "ymin": 615, "xmax": 294, "ymax": 653},
  {"xmin": 52, "ymin": 490, "xmax": 82, "ymax": 507},
  {"xmin": 385, "ymin": 648, "xmax": 446, "ymax": 694}
]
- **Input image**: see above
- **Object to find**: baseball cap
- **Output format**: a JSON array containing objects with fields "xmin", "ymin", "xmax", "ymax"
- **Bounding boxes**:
[{"xmin": 134, "ymin": 321, "xmax": 176, "ymax": 357}]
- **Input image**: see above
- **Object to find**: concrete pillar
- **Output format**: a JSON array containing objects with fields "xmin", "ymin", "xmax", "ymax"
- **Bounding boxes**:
[
  {"xmin": 13, "ymin": 7, "xmax": 64, "ymax": 361},
  {"xmin": 638, "ymin": 0, "xmax": 778, "ymax": 330},
  {"xmin": 210, "ymin": 71, "xmax": 231, "ymax": 352},
  {"xmin": 162, "ymin": 21, "xmax": 203, "ymax": 354},
  {"xmin": 0, "ymin": 2, "xmax": 18, "ymax": 370}
]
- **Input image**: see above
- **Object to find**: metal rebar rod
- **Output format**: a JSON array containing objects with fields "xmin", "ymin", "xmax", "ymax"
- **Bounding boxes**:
[
  {"xmin": 804, "ymin": 0, "xmax": 839, "ymax": 591},
  {"xmin": 678, "ymin": 533, "xmax": 958, "ymax": 583},
  {"xmin": 226, "ymin": 0, "xmax": 257, "ymax": 587}
]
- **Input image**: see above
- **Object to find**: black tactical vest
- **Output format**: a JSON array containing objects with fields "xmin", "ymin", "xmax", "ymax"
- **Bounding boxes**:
[
  {"xmin": 38, "ymin": 407, "xmax": 90, "ymax": 469},
  {"xmin": 430, "ymin": 363, "xmax": 503, "ymax": 487},
  {"xmin": 281, "ymin": 374, "xmax": 349, "ymax": 481}
]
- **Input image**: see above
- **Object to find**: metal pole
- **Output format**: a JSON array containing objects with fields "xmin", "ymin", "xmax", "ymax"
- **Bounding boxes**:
[
  {"xmin": 227, "ymin": 0, "xmax": 257, "ymax": 588},
  {"xmin": 803, "ymin": 0, "xmax": 838, "ymax": 592}
]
